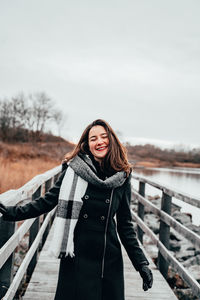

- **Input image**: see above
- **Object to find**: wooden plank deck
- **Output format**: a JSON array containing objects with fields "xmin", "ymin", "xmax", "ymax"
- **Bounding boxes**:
[{"xmin": 23, "ymin": 223, "xmax": 178, "ymax": 300}]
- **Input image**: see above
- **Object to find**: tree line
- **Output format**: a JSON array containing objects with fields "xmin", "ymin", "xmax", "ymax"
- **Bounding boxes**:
[
  {"xmin": 0, "ymin": 92, "xmax": 65, "ymax": 142},
  {"xmin": 126, "ymin": 143, "xmax": 200, "ymax": 164}
]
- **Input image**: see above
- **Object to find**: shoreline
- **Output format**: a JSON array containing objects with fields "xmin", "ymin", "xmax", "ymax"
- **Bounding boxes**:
[{"xmin": 132, "ymin": 160, "xmax": 200, "ymax": 169}]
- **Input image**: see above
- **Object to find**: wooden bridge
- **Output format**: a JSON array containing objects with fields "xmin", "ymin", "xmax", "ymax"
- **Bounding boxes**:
[
  {"xmin": 22, "ymin": 220, "xmax": 177, "ymax": 300},
  {"xmin": 0, "ymin": 166, "xmax": 200, "ymax": 299}
]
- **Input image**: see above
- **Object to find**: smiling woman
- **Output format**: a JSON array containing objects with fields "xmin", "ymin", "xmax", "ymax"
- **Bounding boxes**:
[
  {"xmin": 0, "ymin": 119, "xmax": 153, "ymax": 300},
  {"xmin": 88, "ymin": 125, "xmax": 109, "ymax": 162},
  {"xmin": 64, "ymin": 119, "xmax": 132, "ymax": 176}
]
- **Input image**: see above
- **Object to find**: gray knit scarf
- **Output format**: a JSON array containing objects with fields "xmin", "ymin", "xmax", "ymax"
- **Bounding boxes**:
[{"xmin": 50, "ymin": 155, "xmax": 126, "ymax": 258}]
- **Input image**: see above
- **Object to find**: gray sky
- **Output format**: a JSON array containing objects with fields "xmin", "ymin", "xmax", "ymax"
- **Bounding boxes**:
[{"xmin": 0, "ymin": 0, "xmax": 200, "ymax": 148}]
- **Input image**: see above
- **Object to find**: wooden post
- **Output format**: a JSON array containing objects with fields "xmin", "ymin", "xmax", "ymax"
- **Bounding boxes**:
[
  {"xmin": 158, "ymin": 192, "xmax": 172, "ymax": 279},
  {"xmin": 27, "ymin": 186, "xmax": 41, "ymax": 281},
  {"xmin": 53, "ymin": 173, "xmax": 60, "ymax": 184},
  {"xmin": 137, "ymin": 181, "xmax": 145, "ymax": 244},
  {"xmin": 0, "ymin": 218, "xmax": 16, "ymax": 298}
]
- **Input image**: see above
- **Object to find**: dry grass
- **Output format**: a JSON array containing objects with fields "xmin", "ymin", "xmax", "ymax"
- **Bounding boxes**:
[
  {"xmin": 0, "ymin": 141, "xmax": 74, "ymax": 160},
  {"xmin": 0, "ymin": 141, "xmax": 74, "ymax": 193},
  {"xmin": 0, "ymin": 157, "xmax": 60, "ymax": 193}
]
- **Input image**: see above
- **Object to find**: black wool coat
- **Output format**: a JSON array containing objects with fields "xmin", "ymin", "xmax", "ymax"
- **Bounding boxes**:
[{"xmin": 3, "ymin": 164, "xmax": 149, "ymax": 300}]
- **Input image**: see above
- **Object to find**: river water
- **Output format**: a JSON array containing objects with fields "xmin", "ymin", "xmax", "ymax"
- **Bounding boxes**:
[{"xmin": 132, "ymin": 167, "xmax": 200, "ymax": 226}]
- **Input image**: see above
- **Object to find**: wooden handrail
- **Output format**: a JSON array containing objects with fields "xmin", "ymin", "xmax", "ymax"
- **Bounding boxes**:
[
  {"xmin": 131, "ymin": 175, "xmax": 200, "ymax": 298},
  {"xmin": 132, "ymin": 174, "xmax": 200, "ymax": 208},
  {"xmin": 3, "ymin": 208, "xmax": 56, "ymax": 300},
  {"xmin": 0, "ymin": 219, "xmax": 35, "ymax": 269},
  {"xmin": 1, "ymin": 168, "xmax": 199, "ymax": 298},
  {"xmin": 131, "ymin": 210, "xmax": 200, "ymax": 297},
  {"xmin": 133, "ymin": 190, "xmax": 200, "ymax": 248},
  {"xmin": 0, "ymin": 165, "xmax": 62, "ymax": 299},
  {"xmin": 0, "ymin": 165, "xmax": 62, "ymax": 206}
]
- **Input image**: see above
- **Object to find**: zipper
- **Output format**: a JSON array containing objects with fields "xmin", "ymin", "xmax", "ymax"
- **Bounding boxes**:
[{"xmin": 101, "ymin": 188, "xmax": 114, "ymax": 278}]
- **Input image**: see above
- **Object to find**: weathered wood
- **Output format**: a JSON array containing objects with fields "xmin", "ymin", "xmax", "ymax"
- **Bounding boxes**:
[
  {"xmin": 27, "ymin": 186, "xmax": 41, "ymax": 280},
  {"xmin": 131, "ymin": 210, "xmax": 200, "ymax": 297},
  {"xmin": 123, "ymin": 243, "xmax": 177, "ymax": 300},
  {"xmin": 53, "ymin": 173, "xmax": 60, "ymax": 184},
  {"xmin": 0, "ymin": 166, "xmax": 60, "ymax": 299},
  {"xmin": 3, "ymin": 208, "xmax": 56, "ymax": 300},
  {"xmin": 23, "ymin": 219, "xmax": 178, "ymax": 300},
  {"xmin": 23, "ymin": 220, "xmax": 59, "ymax": 300},
  {"xmin": 42, "ymin": 178, "xmax": 53, "ymax": 247},
  {"xmin": 157, "ymin": 192, "xmax": 171, "ymax": 279},
  {"xmin": 0, "ymin": 219, "xmax": 16, "ymax": 299},
  {"xmin": 157, "ymin": 240, "xmax": 200, "ymax": 298},
  {"xmin": 0, "ymin": 219, "xmax": 34, "ymax": 269},
  {"xmin": 131, "ymin": 211, "xmax": 158, "ymax": 245},
  {"xmin": 1, "ymin": 165, "xmax": 199, "ymax": 299},
  {"xmin": 137, "ymin": 181, "xmax": 145, "ymax": 243},
  {"xmin": 133, "ymin": 190, "xmax": 200, "ymax": 248},
  {"xmin": 132, "ymin": 174, "xmax": 200, "ymax": 208}
]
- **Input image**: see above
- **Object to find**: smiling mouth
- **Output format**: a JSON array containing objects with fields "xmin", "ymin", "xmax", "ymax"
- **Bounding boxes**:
[{"xmin": 96, "ymin": 146, "xmax": 107, "ymax": 151}]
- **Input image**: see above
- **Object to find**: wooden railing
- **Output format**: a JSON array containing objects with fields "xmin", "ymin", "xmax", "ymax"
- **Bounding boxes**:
[
  {"xmin": 1, "ymin": 167, "xmax": 200, "ymax": 299},
  {"xmin": 0, "ymin": 165, "xmax": 62, "ymax": 300},
  {"xmin": 131, "ymin": 174, "xmax": 200, "ymax": 298}
]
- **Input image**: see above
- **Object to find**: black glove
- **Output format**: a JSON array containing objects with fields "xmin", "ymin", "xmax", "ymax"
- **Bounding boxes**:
[
  {"xmin": 0, "ymin": 202, "xmax": 8, "ymax": 215},
  {"xmin": 138, "ymin": 265, "xmax": 153, "ymax": 291}
]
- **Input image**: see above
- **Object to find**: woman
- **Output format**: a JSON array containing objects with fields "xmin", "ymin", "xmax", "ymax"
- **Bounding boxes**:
[{"xmin": 0, "ymin": 119, "xmax": 153, "ymax": 300}]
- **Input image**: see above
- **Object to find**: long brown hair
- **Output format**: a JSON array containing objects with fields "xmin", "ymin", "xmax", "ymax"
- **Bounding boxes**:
[{"xmin": 63, "ymin": 119, "xmax": 132, "ymax": 176}]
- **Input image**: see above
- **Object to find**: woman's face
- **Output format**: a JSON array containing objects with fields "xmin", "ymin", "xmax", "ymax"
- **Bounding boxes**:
[{"xmin": 88, "ymin": 125, "xmax": 109, "ymax": 162}]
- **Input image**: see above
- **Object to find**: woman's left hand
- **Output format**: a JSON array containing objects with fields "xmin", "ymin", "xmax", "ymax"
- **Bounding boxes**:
[{"xmin": 138, "ymin": 265, "xmax": 153, "ymax": 291}]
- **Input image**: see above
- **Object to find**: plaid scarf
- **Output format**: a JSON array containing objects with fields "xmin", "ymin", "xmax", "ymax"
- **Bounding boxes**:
[{"xmin": 50, "ymin": 155, "xmax": 126, "ymax": 258}]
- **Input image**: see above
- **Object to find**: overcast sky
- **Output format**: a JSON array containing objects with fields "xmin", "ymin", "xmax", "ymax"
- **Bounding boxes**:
[{"xmin": 0, "ymin": 0, "xmax": 200, "ymax": 148}]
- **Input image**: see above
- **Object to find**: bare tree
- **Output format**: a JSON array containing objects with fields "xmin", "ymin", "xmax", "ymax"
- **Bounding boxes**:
[
  {"xmin": 0, "ymin": 99, "xmax": 13, "ymax": 141},
  {"xmin": 30, "ymin": 92, "xmax": 53, "ymax": 134},
  {"xmin": 10, "ymin": 93, "xmax": 26, "ymax": 128},
  {"xmin": 0, "ymin": 91, "xmax": 66, "ymax": 142},
  {"xmin": 52, "ymin": 110, "xmax": 66, "ymax": 136}
]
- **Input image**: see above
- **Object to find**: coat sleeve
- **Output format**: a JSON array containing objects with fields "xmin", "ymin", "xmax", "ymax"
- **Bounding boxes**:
[
  {"xmin": 3, "ymin": 168, "xmax": 67, "ymax": 222},
  {"xmin": 116, "ymin": 175, "xmax": 149, "ymax": 271}
]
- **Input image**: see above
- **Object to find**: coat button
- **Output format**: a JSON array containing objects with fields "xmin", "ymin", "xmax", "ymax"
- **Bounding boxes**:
[
  {"xmin": 100, "ymin": 216, "xmax": 105, "ymax": 221},
  {"xmin": 105, "ymin": 199, "xmax": 110, "ymax": 203},
  {"xmin": 83, "ymin": 214, "xmax": 88, "ymax": 219},
  {"xmin": 84, "ymin": 195, "xmax": 89, "ymax": 199}
]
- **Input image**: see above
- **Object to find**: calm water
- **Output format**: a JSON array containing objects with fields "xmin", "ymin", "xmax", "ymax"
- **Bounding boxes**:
[{"xmin": 132, "ymin": 167, "xmax": 200, "ymax": 226}]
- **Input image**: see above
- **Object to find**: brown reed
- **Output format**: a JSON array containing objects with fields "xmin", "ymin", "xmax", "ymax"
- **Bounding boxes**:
[{"xmin": 0, "ymin": 157, "xmax": 59, "ymax": 194}]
